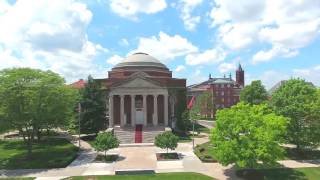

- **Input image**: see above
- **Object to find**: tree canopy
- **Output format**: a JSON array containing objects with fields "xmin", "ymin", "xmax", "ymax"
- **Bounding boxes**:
[
  {"xmin": 211, "ymin": 103, "xmax": 287, "ymax": 168},
  {"xmin": 76, "ymin": 75, "xmax": 106, "ymax": 134},
  {"xmin": 270, "ymin": 79, "xmax": 320, "ymax": 150},
  {"xmin": 155, "ymin": 131, "xmax": 179, "ymax": 154},
  {"xmin": 93, "ymin": 132, "xmax": 119, "ymax": 157},
  {"xmin": 240, "ymin": 80, "xmax": 268, "ymax": 105},
  {"xmin": 0, "ymin": 68, "xmax": 79, "ymax": 154},
  {"xmin": 190, "ymin": 91, "xmax": 214, "ymax": 120}
]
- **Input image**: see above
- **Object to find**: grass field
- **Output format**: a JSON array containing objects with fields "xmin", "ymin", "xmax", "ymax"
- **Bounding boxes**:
[
  {"xmin": 237, "ymin": 167, "xmax": 320, "ymax": 180},
  {"xmin": 1, "ymin": 178, "xmax": 34, "ymax": 180},
  {"xmin": 192, "ymin": 123, "xmax": 211, "ymax": 134},
  {"xmin": 0, "ymin": 138, "xmax": 78, "ymax": 169},
  {"xmin": 194, "ymin": 142, "xmax": 217, "ymax": 162},
  {"xmin": 65, "ymin": 172, "xmax": 213, "ymax": 180}
]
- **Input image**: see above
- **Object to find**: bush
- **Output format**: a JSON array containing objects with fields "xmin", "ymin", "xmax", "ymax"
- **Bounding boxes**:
[
  {"xmin": 155, "ymin": 131, "xmax": 179, "ymax": 154},
  {"xmin": 92, "ymin": 132, "xmax": 119, "ymax": 158}
]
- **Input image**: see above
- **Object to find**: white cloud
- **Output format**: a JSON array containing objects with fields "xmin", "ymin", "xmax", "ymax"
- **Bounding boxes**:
[
  {"xmin": 178, "ymin": 0, "xmax": 203, "ymax": 31},
  {"xmin": 106, "ymin": 55, "xmax": 123, "ymax": 65},
  {"xmin": 218, "ymin": 23, "xmax": 259, "ymax": 50},
  {"xmin": 175, "ymin": 65, "xmax": 185, "ymax": 72},
  {"xmin": 119, "ymin": 38, "xmax": 129, "ymax": 46},
  {"xmin": 187, "ymin": 67, "xmax": 207, "ymax": 85},
  {"xmin": 185, "ymin": 48, "xmax": 225, "ymax": 65},
  {"xmin": 252, "ymin": 70, "xmax": 290, "ymax": 89},
  {"xmin": 132, "ymin": 31, "xmax": 198, "ymax": 62},
  {"xmin": 210, "ymin": 0, "xmax": 320, "ymax": 62},
  {"xmin": 0, "ymin": 0, "xmax": 108, "ymax": 82},
  {"xmin": 110, "ymin": 0, "xmax": 167, "ymax": 19},
  {"xmin": 252, "ymin": 45, "xmax": 299, "ymax": 64},
  {"xmin": 218, "ymin": 62, "xmax": 236, "ymax": 73},
  {"xmin": 293, "ymin": 65, "xmax": 320, "ymax": 86}
]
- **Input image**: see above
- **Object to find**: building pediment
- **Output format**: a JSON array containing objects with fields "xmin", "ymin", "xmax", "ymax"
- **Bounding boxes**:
[{"xmin": 112, "ymin": 77, "xmax": 162, "ymax": 89}]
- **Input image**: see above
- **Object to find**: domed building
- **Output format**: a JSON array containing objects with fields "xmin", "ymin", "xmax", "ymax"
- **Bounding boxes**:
[{"xmin": 81, "ymin": 52, "xmax": 186, "ymax": 143}]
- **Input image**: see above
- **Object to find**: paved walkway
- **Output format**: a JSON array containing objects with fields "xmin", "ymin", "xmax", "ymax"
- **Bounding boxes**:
[{"xmin": 1, "ymin": 132, "xmax": 320, "ymax": 180}]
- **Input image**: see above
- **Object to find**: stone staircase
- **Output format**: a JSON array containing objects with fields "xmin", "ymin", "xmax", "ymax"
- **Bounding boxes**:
[
  {"xmin": 114, "ymin": 126, "xmax": 165, "ymax": 144},
  {"xmin": 114, "ymin": 126, "xmax": 135, "ymax": 144},
  {"xmin": 143, "ymin": 126, "xmax": 165, "ymax": 143}
]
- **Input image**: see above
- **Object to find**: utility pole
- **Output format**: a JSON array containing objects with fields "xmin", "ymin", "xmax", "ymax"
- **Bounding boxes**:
[{"xmin": 78, "ymin": 102, "xmax": 81, "ymax": 149}]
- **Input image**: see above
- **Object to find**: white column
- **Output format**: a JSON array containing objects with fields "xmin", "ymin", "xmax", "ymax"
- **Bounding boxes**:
[
  {"xmin": 131, "ymin": 95, "xmax": 135, "ymax": 127},
  {"xmin": 153, "ymin": 94, "xmax": 158, "ymax": 126},
  {"xmin": 143, "ymin": 94, "xmax": 147, "ymax": 126},
  {"xmin": 164, "ymin": 94, "xmax": 168, "ymax": 126},
  {"xmin": 109, "ymin": 95, "xmax": 114, "ymax": 127},
  {"xmin": 120, "ymin": 95, "xmax": 124, "ymax": 127}
]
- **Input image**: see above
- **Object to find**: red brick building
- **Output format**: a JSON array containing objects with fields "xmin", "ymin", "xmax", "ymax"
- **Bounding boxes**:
[
  {"xmin": 187, "ymin": 64, "xmax": 245, "ymax": 118},
  {"xmin": 72, "ymin": 52, "xmax": 186, "ymax": 143}
]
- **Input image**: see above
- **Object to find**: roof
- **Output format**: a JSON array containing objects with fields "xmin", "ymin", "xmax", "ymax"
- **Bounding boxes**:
[
  {"xmin": 114, "ymin": 52, "xmax": 168, "ymax": 69},
  {"xmin": 268, "ymin": 80, "xmax": 287, "ymax": 95},
  {"xmin": 70, "ymin": 79, "xmax": 86, "ymax": 89},
  {"xmin": 188, "ymin": 77, "xmax": 235, "ymax": 89}
]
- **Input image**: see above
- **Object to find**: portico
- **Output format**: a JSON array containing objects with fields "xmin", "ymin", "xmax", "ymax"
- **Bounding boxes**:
[
  {"xmin": 101, "ymin": 52, "xmax": 186, "ymax": 143},
  {"xmin": 108, "ymin": 81, "xmax": 169, "ymax": 127}
]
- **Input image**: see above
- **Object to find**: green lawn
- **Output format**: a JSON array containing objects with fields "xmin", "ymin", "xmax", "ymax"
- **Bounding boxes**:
[
  {"xmin": 192, "ymin": 123, "xmax": 211, "ymax": 134},
  {"xmin": 1, "ymin": 178, "xmax": 34, "ymax": 180},
  {"xmin": 237, "ymin": 167, "xmax": 320, "ymax": 180},
  {"xmin": 65, "ymin": 172, "xmax": 213, "ymax": 180},
  {"xmin": 194, "ymin": 142, "xmax": 217, "ymax": 162},
  {"xmin": 173, "ymin": 131, "xmax": 206, "ymax": 143},
  {"xmin": 0, "ymin": 138, "xmax": 78, "ymax": 169}
]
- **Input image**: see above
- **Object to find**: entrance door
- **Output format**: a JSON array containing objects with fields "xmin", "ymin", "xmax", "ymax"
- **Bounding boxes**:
[{"xmin": 135, "ymin": 110, "xmax": 144, "ymax": 125}]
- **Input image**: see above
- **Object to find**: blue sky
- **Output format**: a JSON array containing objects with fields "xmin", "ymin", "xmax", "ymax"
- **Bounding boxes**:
[{"xmin": 0, "ymin": 0, "xmax": 320, "ymax": 89}]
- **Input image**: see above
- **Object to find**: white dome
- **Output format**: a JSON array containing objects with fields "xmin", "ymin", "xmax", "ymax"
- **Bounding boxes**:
[{"xmin": 114, "ymin": 52, "xmax": 167, "ymax": 69}]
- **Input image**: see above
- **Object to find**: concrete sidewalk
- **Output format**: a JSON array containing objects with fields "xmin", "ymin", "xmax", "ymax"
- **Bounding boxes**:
[{"xmin": 1, "ymin": 134, "xmax": 320, "ymax": 180}]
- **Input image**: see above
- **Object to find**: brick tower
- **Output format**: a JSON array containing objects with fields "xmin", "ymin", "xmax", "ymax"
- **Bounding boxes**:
[{"xmin": 236, "ymin": 63, "xmax": 244, "ymax": 87}]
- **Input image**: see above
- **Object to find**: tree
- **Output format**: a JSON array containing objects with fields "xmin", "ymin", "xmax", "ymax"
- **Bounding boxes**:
[
  {"xmin": 240, "ymin": 80, "xmax": 268, "ymax": 105},
  {"xmin": 155, "ymin": 131, "xmax": 179, "ymax": 154},
  {"xmin": 195, "ymin": 91, "xmax": 215, "ymax": 118},
  {"xmin": 92, "ymin": 132, "xmax": 119, "ymax": 157},
  {"xmin": 211, "ymin": 103, "xmax": 287, "ymax": 168},
  {"xmin": 0, "ymin": 68, "xmax": 79, "ymax": 155},
  {"xmin": 270, "ymin": 79, "xmax": 320, "ymax": 150},
  {"xmin": 78, "ymin": 76, "xmax": 106, "ymax": 134},
  {"xmin": 173, "ymin": 89, "xmax": 189, "ymax": 132}
]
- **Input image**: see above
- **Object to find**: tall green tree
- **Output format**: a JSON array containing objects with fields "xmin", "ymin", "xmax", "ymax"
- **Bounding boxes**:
[
  {"xmin": 270, "ymin": 79, "xmax": 320, "ymax": 150},
  {"xmin": 78, "ymin": 75, "xmax": 106, "ymax": 134},
  {"xmin": 240, "ymin": 80, "xmax": 268, "ymax": 105},
  {"xmin": 0, "ymin": 68, "xmax": 78, "ymax": 154},
  {"xmin": 212, "ymin": 103, "xmax": 287, "ymax": 168},
  {"xmin": 191, "ymin": 91, "xmax": 214, "ymax": 120}
]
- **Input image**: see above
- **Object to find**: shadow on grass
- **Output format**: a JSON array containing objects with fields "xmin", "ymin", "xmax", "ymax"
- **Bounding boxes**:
[
  {"xmin": 236, "ymin": 168, "xmax": 307, "ymax": 180},
  {"xmin": 285, "ymin": 148, "xmax": 320, "ymax": 161},
  {"xmin": 0, "ymin": 138, "xmax": 78, "ymax": 169}
]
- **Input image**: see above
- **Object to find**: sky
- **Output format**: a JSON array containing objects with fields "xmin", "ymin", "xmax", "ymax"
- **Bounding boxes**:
[{"xmin": 0, "ymin": 0, "xmax": 320, "ymax": 89}]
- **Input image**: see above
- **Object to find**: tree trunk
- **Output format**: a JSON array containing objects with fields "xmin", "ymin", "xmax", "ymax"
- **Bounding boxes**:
[
  {"xmin": 105, "ymin": 151, "xmax": 107, "ymax": 158},
  {"xmin": 36, "ymin": 129, "xmax": 41, "ymax": 142},
  {"xmin": 26, "ymin": 135, "xmax": 33, "ymax": 157}
]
